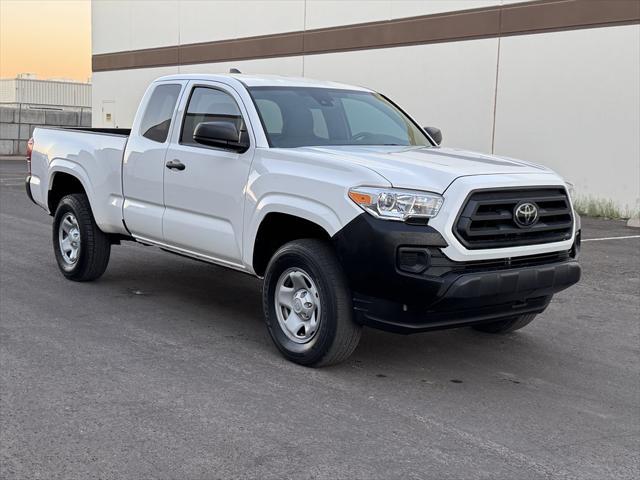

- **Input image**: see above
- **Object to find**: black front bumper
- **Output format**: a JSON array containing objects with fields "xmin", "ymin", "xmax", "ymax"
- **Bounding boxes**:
[{"xmin": 332, "ymin": 214, "xmax": 581, "ymax": 334}]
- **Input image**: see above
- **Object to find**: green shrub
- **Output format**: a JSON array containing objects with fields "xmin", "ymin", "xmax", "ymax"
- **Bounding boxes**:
[{"xmin": 573, "ymin": 195, "xmax": 637, "ymax": 220}]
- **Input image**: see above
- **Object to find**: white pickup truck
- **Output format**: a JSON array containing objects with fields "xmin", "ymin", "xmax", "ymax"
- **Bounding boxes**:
[{"xmin": 26, "ymin": 73, "xmax": 581, "ymax": 366}]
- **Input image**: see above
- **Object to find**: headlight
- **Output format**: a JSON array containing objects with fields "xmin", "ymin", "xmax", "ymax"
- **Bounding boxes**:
[{"xmin": 348, "ymin": 187, "xmax": 443, "ymax": 221}]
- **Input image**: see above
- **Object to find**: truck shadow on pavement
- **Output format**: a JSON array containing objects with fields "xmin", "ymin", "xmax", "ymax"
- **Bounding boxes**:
[{"xmin": 93, "ymin": 243, "xmax": 547, "ymax": 372}]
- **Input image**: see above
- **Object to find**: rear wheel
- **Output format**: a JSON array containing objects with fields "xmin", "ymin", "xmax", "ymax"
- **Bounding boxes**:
[
  {"xmin": 52, "ymin": 193, "xmax": 111, "ymax": 281},
  {"xmin": 263, "ymin": 239, "xmax": 361, "ymax": 367},
  {"xmin": 472, "ymin": 313, "xmax": 537, "ymax": 334}
]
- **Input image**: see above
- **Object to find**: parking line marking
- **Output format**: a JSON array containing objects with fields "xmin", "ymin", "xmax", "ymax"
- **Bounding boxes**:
[{"xmin": 582, "ymin": 235, "xmax": 640, "ymax": 242}]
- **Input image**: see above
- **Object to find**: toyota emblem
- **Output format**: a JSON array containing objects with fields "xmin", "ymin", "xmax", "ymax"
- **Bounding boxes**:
[{"xmin": 514, "ymin": 202, "xmax": 538, "ymax": 227}]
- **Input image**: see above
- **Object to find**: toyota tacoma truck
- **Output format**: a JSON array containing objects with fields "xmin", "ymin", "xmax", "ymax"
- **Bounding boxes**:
[{"xmin": 26, "ymin": 74, "xmax": 581, "ymax": 366}]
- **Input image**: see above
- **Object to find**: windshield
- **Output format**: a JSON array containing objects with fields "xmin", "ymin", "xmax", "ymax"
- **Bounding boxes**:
[{"xmin": 248, "ymin": 87, "xmax": 431, "ymax": 148}]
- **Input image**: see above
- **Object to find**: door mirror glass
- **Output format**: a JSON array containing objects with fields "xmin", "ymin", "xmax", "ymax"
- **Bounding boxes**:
[
  {"xmin": 424, "ymin": 126, "xmax": 442, "ymax": 146},
  {"xmin": 193, "ymin": 121, "xmax": 249, "ymax": 152}
]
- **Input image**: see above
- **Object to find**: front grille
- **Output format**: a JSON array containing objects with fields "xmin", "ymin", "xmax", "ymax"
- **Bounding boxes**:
[{"xmin": 454, "ymin": 187, "xmax": 573, "ymax": 249}]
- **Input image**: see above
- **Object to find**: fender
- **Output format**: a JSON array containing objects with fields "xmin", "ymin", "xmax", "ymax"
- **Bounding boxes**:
[
  {"xmin": 47, "ymin": 159, "xmax": 95, "ymax": 213},
  {"xmin": 243, "ymin": 192, "xmax": 355, "ymax": 272},
  {"xmin": 47, "ymin": 158, "xmax": 126, "ymax": 235}
]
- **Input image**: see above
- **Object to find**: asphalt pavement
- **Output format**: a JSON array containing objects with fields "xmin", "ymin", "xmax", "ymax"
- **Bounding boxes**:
[{"xmin": 1, "ymin": 158, "xmax": 638, "ymax": 479}]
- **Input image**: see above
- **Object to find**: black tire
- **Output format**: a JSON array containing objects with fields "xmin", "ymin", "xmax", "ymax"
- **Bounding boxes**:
[
  {"xmin": 263, "ymin": 239, "xmax": 361, "ymax": 367},
  {"xmin": 472, "ymin": 313, "xmax": 537, "ymax": 334},
  {"xmin": 52, "ymin": 193, "xmax": 111, "ymax": 282}
]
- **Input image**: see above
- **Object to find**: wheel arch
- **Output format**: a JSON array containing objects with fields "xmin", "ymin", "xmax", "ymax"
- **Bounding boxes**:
[
  {"xmin": 251, "ymin": 212, "xmax": 333, "ymax": 277},
  {"xmin": 245, "ymin": 193, "xmax": 352, "ymax": 276},
  {"xmin": 47, "ymin": 162, "xmax": 93, "ymax": 215}
]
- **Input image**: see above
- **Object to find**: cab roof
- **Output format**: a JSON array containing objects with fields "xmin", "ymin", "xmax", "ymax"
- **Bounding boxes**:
[{"xmin": 154, "ymin": 73, "xmax": 372, "ymax": 92}]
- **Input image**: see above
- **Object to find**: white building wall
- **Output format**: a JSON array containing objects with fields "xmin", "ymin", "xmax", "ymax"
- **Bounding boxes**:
[
  {"xmin": 303, "ymin": 38, "xmax": 500, "ymax": 153},
  {"xmin": 91, "ymin": 0, "xmax": 307, "ymax": 52},
  {"xmin": 305, "ymin": 0, "xmax": 504, "ymax": 29},
  {"xmin": 494, "ymin": 25, "xmax": 640, "ymax": 214},
  {"xmin": 92, "ymin": 66, "xmax": 179, "ymax": 130},
  {"xmin": 91, "ymin": 0, "xmax": 640, "ymax": 215}
]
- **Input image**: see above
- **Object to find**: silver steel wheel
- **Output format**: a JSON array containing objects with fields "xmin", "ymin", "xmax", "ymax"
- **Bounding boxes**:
[
  {"xmin": 274, "ymin": 268, "xmax": 321, "ymax": 343},
  {"xmin": 58, "ymin": 213, "xmax": 81, "ymax": 266}
]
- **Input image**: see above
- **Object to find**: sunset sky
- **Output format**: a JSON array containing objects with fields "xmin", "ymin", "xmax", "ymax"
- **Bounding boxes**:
[{"xmin": 0, "ymin": 0, "xmax": 91, "ymax": 82}]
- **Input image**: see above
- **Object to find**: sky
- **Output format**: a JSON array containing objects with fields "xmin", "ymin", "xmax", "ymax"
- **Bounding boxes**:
[{"xmin": 0, "ymin": 0, "xmax": 91, "ymax": 82}]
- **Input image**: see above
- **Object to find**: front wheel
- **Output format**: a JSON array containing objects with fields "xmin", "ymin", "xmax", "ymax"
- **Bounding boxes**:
[
  {"xmin": 472, "ymin": 313, "xmax": 537, "ymax": 334},
  {"xmin": 262, "ymin": 239, "xmax": 361, "ymax": 367},
  {"xmin": 52, "ymin": 193, "xmax": 111, "ymax": 282}
]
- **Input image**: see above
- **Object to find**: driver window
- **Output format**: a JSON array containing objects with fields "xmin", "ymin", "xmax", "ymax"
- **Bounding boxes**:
[{"xmin": 180, "ymin": 87, "xmax": 243, "ymax": 146}]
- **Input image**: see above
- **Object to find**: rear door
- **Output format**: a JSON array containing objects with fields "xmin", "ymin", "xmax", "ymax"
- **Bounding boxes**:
[
  {"xmin": 162, "ymin": 81, "xmax": 255, "ymax": 268},
  {"xmin": 122, "ymin": 82, "xmax": 184, "ymax": 241}
]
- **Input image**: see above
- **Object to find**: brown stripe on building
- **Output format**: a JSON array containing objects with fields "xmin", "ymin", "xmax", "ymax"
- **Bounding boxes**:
[
  {"xmin": 180, "ymin": 31, "xmax": 305, "ymax": 66},
  {"xmin": 92, "ymin": 0, "xmax": 640, "ymax": 72}
]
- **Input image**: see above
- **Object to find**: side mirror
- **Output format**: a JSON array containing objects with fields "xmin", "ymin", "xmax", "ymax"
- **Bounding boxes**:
[
  {"xmin": 193, "ymin": 121, "xmax": 249, "ymax": 152},
  {"xmin": 424, "ymin": 126, "xmax": 442, "ymax": 146}
]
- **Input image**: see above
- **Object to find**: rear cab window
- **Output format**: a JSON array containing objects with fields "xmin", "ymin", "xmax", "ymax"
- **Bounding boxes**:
[{"xmin": 139, "ymin": 84, "xmax": 182, "ymax": 143}]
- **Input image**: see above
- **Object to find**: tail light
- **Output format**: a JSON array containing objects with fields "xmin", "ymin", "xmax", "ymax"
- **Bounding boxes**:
[{"xmin": 26, "ymin": 137, "xmax": 34, "ymax": 175}]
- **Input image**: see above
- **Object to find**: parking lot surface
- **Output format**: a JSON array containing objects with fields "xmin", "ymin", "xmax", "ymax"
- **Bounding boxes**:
[{"xmin": 1, "ymin": 158, "xmax": 639, "ymax": 479}]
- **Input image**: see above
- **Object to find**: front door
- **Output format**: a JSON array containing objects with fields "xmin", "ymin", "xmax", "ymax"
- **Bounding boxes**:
[{"xmin": 162, "ymin": 82, "xmax": 254, "ymax": 268}]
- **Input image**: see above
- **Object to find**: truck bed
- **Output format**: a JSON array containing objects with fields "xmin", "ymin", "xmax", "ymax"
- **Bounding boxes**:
[{"xmin": 29, "ymin": 126, "xmax": 130, "ymax": 235}]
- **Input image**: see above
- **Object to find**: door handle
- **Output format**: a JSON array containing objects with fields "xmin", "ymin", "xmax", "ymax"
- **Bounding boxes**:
[{"xmin": 165, "ymin": 159, "xmax": 185, "ymax": 171}]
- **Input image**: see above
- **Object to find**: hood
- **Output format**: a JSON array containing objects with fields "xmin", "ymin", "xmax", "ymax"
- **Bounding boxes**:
[{"xmin": 298, "ymin": 146, "xmax": 553, "ymax": 193}]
